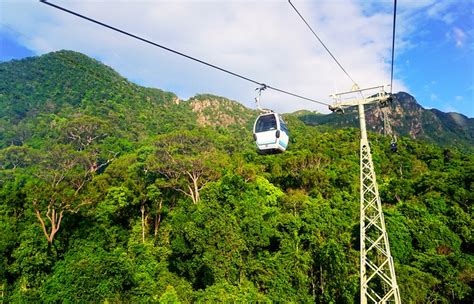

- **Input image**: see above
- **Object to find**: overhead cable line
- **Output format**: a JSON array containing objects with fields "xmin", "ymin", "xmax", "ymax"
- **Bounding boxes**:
[
  {"xmin": 39, "ymin": 0, "xmax": 330, "ymax": 107},
  {"xmin": 288, "ymin": 0, "xmax": 358, "ymax": 86},
  {"xmin": 390, "ymin": 0, "xmax": 397, "ymax": 93}
]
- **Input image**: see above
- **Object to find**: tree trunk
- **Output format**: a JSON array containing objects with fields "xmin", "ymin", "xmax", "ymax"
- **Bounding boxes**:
[
  {"xmin": 141, "ymin": 205, "xmax": 145, "ymax": 243},
  {"xmin": 185, "ymin": 171, "xmax": 201, "ymax": 204},
  {"xmin": 320, "ymin": 264, "xmax": 324, "ymax": 294},
  {"xmin": 187, "ymin": 184, "xmax": 197, "ymax": 204},
  {"xmin": 192, "ymin": 175, "xmax": 200, "ymax": 203},
  {"xmin": 154, "ymin": 200, "xmax": 163, "ymax": 240},
  {"xmin": 34, "ymin": 206, "xmax": 63, "ymax": 244}
]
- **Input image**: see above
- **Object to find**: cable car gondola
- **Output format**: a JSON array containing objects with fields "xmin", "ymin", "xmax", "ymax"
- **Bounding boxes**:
[{"xmin": 253, "ymin": 112, "xmax": 289, "ymax": 154}]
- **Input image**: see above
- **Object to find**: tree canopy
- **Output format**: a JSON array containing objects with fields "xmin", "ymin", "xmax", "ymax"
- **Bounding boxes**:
[{"xmin": 0, "ymin": 51, "xmax": 472, "ymax": 303}]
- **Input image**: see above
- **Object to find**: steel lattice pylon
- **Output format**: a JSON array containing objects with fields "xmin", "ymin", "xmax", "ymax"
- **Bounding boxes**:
[
  {"xmin": 330, "ymin": 86, "xmax": 401, "ymax": 304},
  {"xmin": 359, "ymin": 104, "xmax": 401, "ymax": 304}
]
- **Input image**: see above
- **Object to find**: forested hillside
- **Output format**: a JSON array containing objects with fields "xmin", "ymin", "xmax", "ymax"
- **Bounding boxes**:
[{"xmin": 0, "ymin": 50, "xmax": 473, "ymax": 303}]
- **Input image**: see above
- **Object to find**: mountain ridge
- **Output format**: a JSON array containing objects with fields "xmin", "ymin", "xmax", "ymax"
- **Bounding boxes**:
[
  {"xmin": 1, "ymin": 50, "xmax": 472, "ymax": 150},
  {"xmin": 0, "ymin": 50, "xmax": 256, "ymax": 148},
  {"xmin": 295, "ymin": 91, "xmax": 473, "ymax": 148}
]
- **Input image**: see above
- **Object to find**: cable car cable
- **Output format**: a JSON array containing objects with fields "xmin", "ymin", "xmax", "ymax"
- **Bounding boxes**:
[
  {"xmin": 386, "ymin": 0, "xmax": 398, "ymax": 151},
  {"xmin": 39, "ymin": 0, "xmax": 330, "ymax": 107},
  {"xmin": 288, "ymin": 0, "xmax": 357, "ymax": 86},
  {"xmin": 390, "ymin": 0, "xmax": 397, "ymax": 94}
]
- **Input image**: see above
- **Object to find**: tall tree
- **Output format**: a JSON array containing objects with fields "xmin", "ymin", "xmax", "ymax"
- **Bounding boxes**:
[
  {"xmin": 60, "ymin": 115, "xmax": 109, "ymax": 150},
  {"xmin": 146, "ymin": 131, "xmax": 226, "ymax": 204},
  {"xmin": 0, "ymin": 145, "xmax": 34, "ymax": 170},
  {"xmin": 27, "ymin": 145, "xmax": 96, "ymax": 244}
]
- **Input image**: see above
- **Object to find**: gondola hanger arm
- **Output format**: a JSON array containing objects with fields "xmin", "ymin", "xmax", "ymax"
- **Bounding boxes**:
[{"xmin": 328, "ymin": 85, "xmax": 392, "ymax": 113}]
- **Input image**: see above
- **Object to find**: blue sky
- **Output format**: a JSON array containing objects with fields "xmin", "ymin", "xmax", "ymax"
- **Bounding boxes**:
[
  {"xmin": 391, "ymin": 0, "xmax": 473, "ymax": 116},
  {"xmin": 0, "ymin": 27, "xmax": 34, "ymax": 61},
  {"xmin": 0, "ymin": 0, "xmax": 472, "ymax": 117}
]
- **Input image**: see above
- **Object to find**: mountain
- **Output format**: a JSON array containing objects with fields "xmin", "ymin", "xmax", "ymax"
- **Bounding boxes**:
[
  {"xmin": 0, "ymin": 50, "xmax": 256, "ymax": 149},
  {"xmin": 296, "ymin": 92, "xmax": 474, "ymax": 148}
]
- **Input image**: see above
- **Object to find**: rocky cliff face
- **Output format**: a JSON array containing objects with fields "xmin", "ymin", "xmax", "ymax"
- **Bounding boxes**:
[{"xmin": 187, "ymin": 94, "xmax": 256, "ymax": 129}]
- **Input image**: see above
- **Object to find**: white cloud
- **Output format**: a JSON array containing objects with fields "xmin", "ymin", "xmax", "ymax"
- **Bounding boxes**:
[
  {"xmin": 2, "ymin": 0, "xmax": 411, "ymax": 114},
  {"xmin": 452, "ymin": 27, "xmax": 467, "ymax": 47},
  {"xmin": 443, "ymin": 105, "xmax": 458, "ymax": 113},
  {"xmin": 426, "ymin": 0, "xmax": 455, "ymax": 23},
  {"xmin": 387, "ymin": 0, "xmax": 464, "ymax": 54}
]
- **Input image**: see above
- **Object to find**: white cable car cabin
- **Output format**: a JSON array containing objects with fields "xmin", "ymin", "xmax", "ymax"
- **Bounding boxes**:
[{"xmin": 253, "ymin": 112, "xmax": 289, "ymax": 154}]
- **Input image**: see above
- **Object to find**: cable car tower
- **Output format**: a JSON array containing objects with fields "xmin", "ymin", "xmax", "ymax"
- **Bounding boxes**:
[{"xmin": 329, "ymin": 85, "xmax": 400, "ymax": 304}]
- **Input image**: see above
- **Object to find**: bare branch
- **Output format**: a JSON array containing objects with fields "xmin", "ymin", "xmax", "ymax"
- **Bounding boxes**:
[
  {"xmin": 50, "ymin": 210, "xmax": 64, "ymax": 242},
  {"xmin": 187, "ymin": 184, "xmax": 197, "ymax": 204},
  {"xmin": 71, "ymin": 199, "xmax": 93, "ymax": 213},
  {"xmin": 173, "ymin": 186, "xmax": 193, "ymax": 199},
  {"xmin": 34, "ymin": 206, "xmax": 51, "ymax": 241},
  {"xmin": 46, "ymin": 203, "xmax": 53, "ymax": 223}
]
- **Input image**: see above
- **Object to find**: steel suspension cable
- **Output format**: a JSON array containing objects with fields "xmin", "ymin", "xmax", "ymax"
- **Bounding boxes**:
[
  {"xmin": 40, "ymin": 0, "xmax": 330, "ymax": 106},
  {"xmin": 390, "ymin": 0, "xmax": 397, "ymax": 93},
  {"xmin": 288, "ymin": 0, "xmax": 358, "ymax": 86}
]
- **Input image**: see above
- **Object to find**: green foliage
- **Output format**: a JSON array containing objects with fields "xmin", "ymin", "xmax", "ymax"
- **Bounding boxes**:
[
  {"xmin": 1, "ymin": 51, "xmax": 472, "ymax": 303},
  {"xmin": 8, "ymin": 224, "xmax": 56, "ymax": 301},
  {"xmin": 396, "ymin": 264, "xmax": 440, "ymax": 303},
  {"xmin": 96, "ymin": 186, "xmax": 135, "ymax": 221},
  {"xmin": 195, "ymin": 281, "xmax": 269, "ymax": 303},
  {"xmin": 40, "ymin": 244, "xmax": 133, "ymax": 302},
  {"xmin": 385, "ymin": 209, "xmax": 414, "ymax": 263},
  {"xmin": 159, "ymin": 285, "xmax": 181, "ymax": 304}
]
